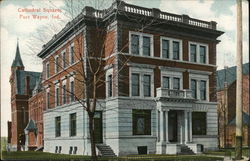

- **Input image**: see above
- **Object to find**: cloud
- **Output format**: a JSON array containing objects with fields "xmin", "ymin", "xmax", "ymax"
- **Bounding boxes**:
[{"xmin": 159, "ymin": 0, "xmax": 249, "ymax": 69}]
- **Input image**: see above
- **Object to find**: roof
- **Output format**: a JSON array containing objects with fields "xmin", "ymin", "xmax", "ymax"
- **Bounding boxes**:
[
  {"xmin": 11, "ymin": 41, "xmax": 24, "ymax": 68},
  {"xmin": 216, "ymin": 63, "xmax": 249, "ymax": 91},
  {"xmin": 24, "ymin": 119, "xmax": 37, "ymax": 131},
  {"xmin": 32, "ymin": 75, "xmax": 43, "ymax": 96},
  {"xmin": 15, "ymin": 70, "xmax": 41, "ymax": 95},
  {"xmin": 37, "ymin": 0, "xmax": 223, "ymax": 58},
  {"xmin": 228, "ymin": 112, "xmax": 250, "ymax": 126}
]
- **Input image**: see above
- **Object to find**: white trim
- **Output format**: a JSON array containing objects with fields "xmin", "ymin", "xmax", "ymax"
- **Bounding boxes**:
[
  {"xmin": 105, "ymin": 68, "xmax": 113, "ymax": 98},
  {"xmin": 188, "ymin": 69, "xmax": 212, "ymax": 75},
  {"xmin": 69, "ymin": 76, "xmax": 75, "ymax": 82},
  {"xmin": 127, "ymin": 62, "xmax": 156, "ymax": 69},
  {"xmin": 160, "ymin": 36, "xmax": 183, "ymax": 61},
  {"xmin": 189, "ymin": 73, "xmax": 209, "ymax": 101},
  {"xmin": 129, "ymin": 31, "xmax": 154, "ymax": 57},
  {"xmin": 61, "ymin": 49, "xmax": 67, "ymax": 69},
  {"xmin": 62, "ymin": 79, "xmax": 67, "ymax": 85},
  {"xmin": 160, "ymin": 70, "xmax": 183, "ymax": 90},
  {"xmin": 69, "ymin": 79, "xmax": 75, "ymax": 103},
  {"xmin": 129, "ymin": 66, "xmax": 154, "ymax": 98},
  {"xmin": 46, "ymin": 62, "xmax": 50, "ymax": 79},
  {"xmin": 54, "ymin": 55, "xmax": 60, "ymax": 74},
  {"xmin": 159, "ymin": 66, "xmax": 185, "ymax": 72},
  {"xmin": 69, "ymin": 42, "xmax": 75, "ymax": 65},
  {"xmin": 188, "ymin": 41, "xmax": 209, "ymax": 64},
  {"xmin": 55, "ymin": 84, "xmax": 60, "ymax": 107}
]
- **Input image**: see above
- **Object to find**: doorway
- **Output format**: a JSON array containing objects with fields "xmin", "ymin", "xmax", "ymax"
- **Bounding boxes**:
[
  {"xmin": 168, "ymin": 110, "xmax": 178, "ymax": 142},
  {"xmin": 94, "ymin": 111, "xmax": 103, "ymax": 143}
]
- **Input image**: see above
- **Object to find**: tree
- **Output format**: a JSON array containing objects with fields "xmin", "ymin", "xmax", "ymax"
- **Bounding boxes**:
[{"xmin": 26, "ymin": 1, "xmax": 161, "ymax": 160}]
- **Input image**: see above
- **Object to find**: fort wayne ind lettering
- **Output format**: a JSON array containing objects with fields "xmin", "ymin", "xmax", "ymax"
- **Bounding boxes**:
[{"xmin": 18, "ymin": 8, "xmax": 62, "ymax": 20}]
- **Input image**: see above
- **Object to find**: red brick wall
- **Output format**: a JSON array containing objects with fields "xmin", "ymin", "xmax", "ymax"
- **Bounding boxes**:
[
  {"xmin": 10, "ymin": 94, "xmax": 29, "ymax": 150},
  {"xmin": 217, "ymin": 74, "xmax": 250, "ymax": 147},
  {"xmin": 28, "ymin": 91, "xmax": 44, "ymax": 148}
]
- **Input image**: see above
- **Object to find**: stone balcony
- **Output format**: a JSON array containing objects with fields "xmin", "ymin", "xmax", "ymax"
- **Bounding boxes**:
[{"xmin": 156, "ymin": 88, "xmax": 193, "ymax": 99}]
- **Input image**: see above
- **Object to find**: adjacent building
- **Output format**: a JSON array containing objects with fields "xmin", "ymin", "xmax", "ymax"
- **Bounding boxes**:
[
  {"xmin": 217, "ymin": 63, "xmax": 250, "ymax": 148},
  {"xmin": 8, "ymin": 42, "xmax": 41, "ymax": 151},
  {"xmin": 38, "ymin": 1, "xmax": 223, "ymax": 156}
]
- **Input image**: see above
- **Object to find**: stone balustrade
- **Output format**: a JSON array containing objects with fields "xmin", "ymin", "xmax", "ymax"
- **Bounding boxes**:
[
  {"xmin": 156, "ymin": 88, "xmax": 193, "ymax": 99},
  {"xmin": 82, "ymin": 0, "xmax": 217, "ymax": 30}
]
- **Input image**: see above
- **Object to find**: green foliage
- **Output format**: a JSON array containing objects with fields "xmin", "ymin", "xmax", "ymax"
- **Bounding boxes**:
[
  {"xmin": 1, "ymin": 137, "xmax": 7, "ymax": 152},
  {"xmin": 1, "ymin": 151, "xmax": 224, "ymax": 161}
]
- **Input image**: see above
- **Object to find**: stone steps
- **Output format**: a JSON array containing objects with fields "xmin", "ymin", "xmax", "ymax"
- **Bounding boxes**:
[
  {"xmin": 96, "ymin": 144, "xmax": 116, "ymax": 157},
  {"xmin": 178, "ymin": 145, "xmax": 195, "ymax": 155}
]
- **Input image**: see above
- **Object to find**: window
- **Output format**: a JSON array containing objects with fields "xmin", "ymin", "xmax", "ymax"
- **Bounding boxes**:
[
  {"xmin": 130, "ymin": 32, "xmax": 153, "ymax": 57},
  {"xmin": 143, "ymin": 75, "xmax": 151, "ymax": 97},
  {"xmin": 55, "ymin": 56, "xmax": 59, "ymax": 73},
  {"xmin": 56, "ymin": 87, "xmax": 60, "ymax": 106},
  {"xmin": 73, "ymin": 147, "xmax": 77, "ymax": 154},
  {"xmin": 63, "ymin": 85, "xmax": 66, "ymax": 104},
  {"xmin": 189, "ymin": 42, "xmax": 208, "ymax": 64},
  {"xmin": 55, "ymin": 116, "xmax": 61, "ymax": 137},
  {"xmin": 70, "ymin": 113, "xmax": 76, "ymax": 136},
  {"xmin": 190, "ymin": 44, "xmax": 197, "ymax": 62},
  {"xmin": 108, "ymin": 74, "xmax": 112, "ymax": 97},
  {"xmin": 192, "ymin": 112, "xmax": 206, "ymax": 135},
  {"xmin": 162, "ymin": 76, "xmax": 170, "ymax": 89},
  {"xmin": 132, "ymin": 110, "xmax": 151, "ymax": 135},
  {"xmin": 161, "ymin": 37, "xmax": 182, "ymax": 60},
  {"xmin": 132, "ymin": 74, "xmax": 140, "ymax": 96},
  {"xmin": 62, "ymin": 52, "xmax": 67, "ymax": 68},
  {"xmin": 46, "ymin": 92, "xmax": 50, "ymax": 109},
  {"xmin": 200, "ymin": 46, "xmax": 206, "ymax": 64},
  {"xmin": 70, "ymin": 81, "xmax": 75, "ymax": 102},
  {"xmin": 46, "ymin": 63, "xmax": 50, "ymax": 78},
  {"xmin": 143, "ymin": 36, "xmax": 151, "ymax": 56},
  {"xmin": 70, "ymin": 45, "xmax": 74, "ymax": 64},
  {"xmin": 69, "ymin": 146, "xmax": 73, "ymax": 154},
  {"xmin": 58, "ymin": 146, "xmax": 62, "ymax": 153},
  {"xmin": 173, "ymin": 77, "xmax": 180, "ymax": 90},
  {"xmin": 200, "ymin": 80, "xmax": 206, "ymax": 100},
  {"xmin": 162, "ymin": 39, "xmax": 169, "ymax": 58},
  {"xmin": 131, "ymin": 34, "xmax": 139, "ymax": 55},
  {"xmin": 191, "ymin": 79, "xmax": 197, "ymax": 99},
  {"xmin": 173, "ymin": 41, "xmax": 180, "ymax": 60}
]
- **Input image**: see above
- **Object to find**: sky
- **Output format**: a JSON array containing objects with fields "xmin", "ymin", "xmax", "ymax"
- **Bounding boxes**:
[{"xmin": 0, "ymin": 0, "xmax": 249, "ymax": 137}]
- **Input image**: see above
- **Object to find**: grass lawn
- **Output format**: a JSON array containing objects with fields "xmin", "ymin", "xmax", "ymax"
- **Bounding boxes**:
[
  {"xmin": 1, "ymin": 151, "xmax": 224, "ymax": 161},
  {"xmin": 1, "ymin": 151, "xmax": 91, "ymax": 160},
  {"xmin": 204, "ymin": 148, "xmax": 250, "ymax": 157}
]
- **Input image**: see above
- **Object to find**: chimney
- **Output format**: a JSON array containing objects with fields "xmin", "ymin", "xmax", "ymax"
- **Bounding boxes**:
[{"xmin": 26, "ymin": 76, "xmax": 30, "ymax": 96}]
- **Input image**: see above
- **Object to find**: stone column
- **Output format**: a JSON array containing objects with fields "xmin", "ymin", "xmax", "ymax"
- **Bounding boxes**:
[
  {"xmin": 179, "ymin": 112, "xmax": 183, "ymax": 144},
  {"xmin": 165, "ymin": 110, "xmax": 169, "ymax": 143},
  {"xmin": 160, "ymin": 110, "xmax": 165, "ymax": 142},
  {"xmin": 24, "ymin": 130, "xmax": 29, "ymax": 151},
  {"xmin": 189, "ymin": 111, "xmax": 193, "ymax": 142},
  {"xmin": 184, "ymin": 110, "xmax": 188, "ymax": 143}
]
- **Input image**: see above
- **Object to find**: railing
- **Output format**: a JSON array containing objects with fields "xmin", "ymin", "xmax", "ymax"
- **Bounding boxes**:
[
  {"xmin": 156, "ymin": 88, "xmax": 193, "ymax": 99},
  {"xmin": 82, "ymin": 0, "xmax": 217, "ymax": 30},
  {"xmin": 124, "ymin": 4, "xmax": 152, "ymax": 16},
  {"xmin": 160, "ymin": 12, "xmax": 182, "ymax": 22}
]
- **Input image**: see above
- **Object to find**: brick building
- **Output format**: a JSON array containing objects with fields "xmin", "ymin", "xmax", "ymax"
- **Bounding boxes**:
[
  {"xmin": 8, "ymin": 41, "xmax": 41, "ymax": 151},
  {"xmin": 37, "ymin": 1, "xmax": 223, "ymax": 155},
  {"xmin": 24, "ymin": 76, "xmax": 44, "ymax": 151},
  {"xmin": 217, "ymin": 63, "xmax": 250, "ymax": 148}
]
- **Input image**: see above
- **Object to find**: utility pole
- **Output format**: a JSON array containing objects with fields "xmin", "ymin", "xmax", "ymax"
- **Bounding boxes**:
[{"xmin": 235, "ymin": 0, "xmax": 243, "ymax": 160}]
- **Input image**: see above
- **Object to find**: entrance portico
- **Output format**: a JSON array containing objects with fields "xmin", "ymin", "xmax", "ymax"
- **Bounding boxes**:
[{"xmin": 156, "ymin": 88, "xmax": 195, "ymax": 154}]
